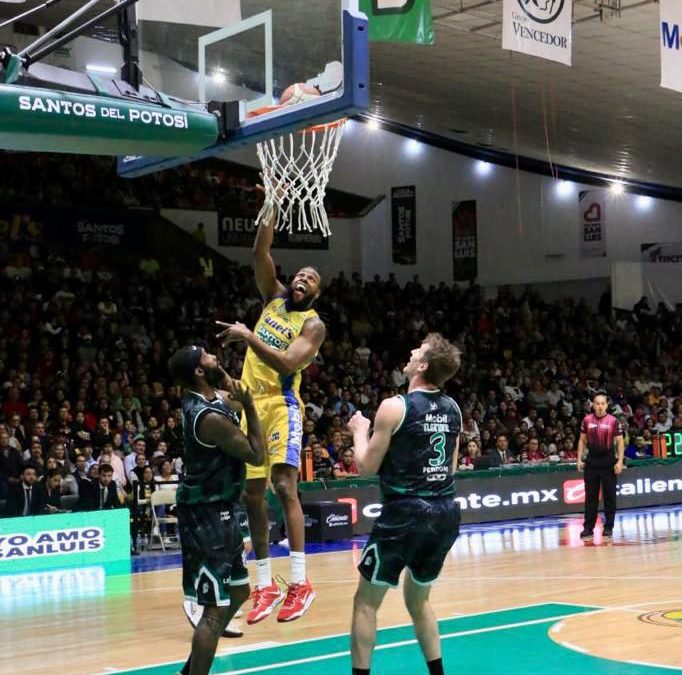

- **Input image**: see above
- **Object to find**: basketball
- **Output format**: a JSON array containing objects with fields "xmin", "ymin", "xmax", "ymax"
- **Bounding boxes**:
[{"xmin": 280, "ymin": 82, "xmax": 320, "ymax": 106}]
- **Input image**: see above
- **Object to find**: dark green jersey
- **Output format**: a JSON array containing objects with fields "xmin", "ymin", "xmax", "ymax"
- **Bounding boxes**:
[
  {"xmin": 176, "ymin": 390, "xmax": 244, "ymax": 506},
  {"xmin": 379, "ymin": 389, "xmax": 462, "ymax": 498}
]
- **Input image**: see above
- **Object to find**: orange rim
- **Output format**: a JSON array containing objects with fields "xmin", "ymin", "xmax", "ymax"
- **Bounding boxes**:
[{"xmin": 247, "ymin": 104, "xmax": 346, "ymax": 134}]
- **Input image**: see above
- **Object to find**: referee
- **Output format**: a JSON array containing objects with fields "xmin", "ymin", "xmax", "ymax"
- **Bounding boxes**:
[{"xmin": 577, "ymin": 391, "xmax": 624, "ymax": 540}]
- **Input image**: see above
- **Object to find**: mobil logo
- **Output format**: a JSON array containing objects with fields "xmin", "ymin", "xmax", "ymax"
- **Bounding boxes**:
[{"xmin": 563, "ymin": 479, "xmax": 585, "ymax": 504}]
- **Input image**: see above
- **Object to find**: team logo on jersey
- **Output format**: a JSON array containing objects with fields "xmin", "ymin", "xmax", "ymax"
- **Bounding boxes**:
[{"xmin": 430, "ymin": 402, "xmax": 438, "ymax": 410}]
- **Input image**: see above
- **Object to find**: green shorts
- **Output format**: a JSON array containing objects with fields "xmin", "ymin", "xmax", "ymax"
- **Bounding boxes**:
[
  {"xmin": 358, "ymin": 496, "xmax": 461, "ymax": 587},
  {"xmin": 177, "ymin": 500, "xmax": 249, "ymax": 607}
]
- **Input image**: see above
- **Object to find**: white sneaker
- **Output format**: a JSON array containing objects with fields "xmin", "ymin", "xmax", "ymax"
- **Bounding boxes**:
[{"xmin": 182, "ymin": 600, "xmax": 244, "ymax": 638}]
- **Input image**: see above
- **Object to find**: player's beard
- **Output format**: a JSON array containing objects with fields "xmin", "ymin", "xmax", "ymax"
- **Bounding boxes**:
[
  {"xmin": 286, "ymin": 286, "xmax": 316, "ymax": 311},
  {"xmin": 203, "ymin": 364, "xmax": 224, "ymax": 389}
]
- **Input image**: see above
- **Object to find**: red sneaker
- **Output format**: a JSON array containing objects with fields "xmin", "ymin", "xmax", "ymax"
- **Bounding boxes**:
[
  {"xmin": 276, "ymin": 579, "xmax": 316, "ymax": 622},
  {"xmin": 246, "ymin": 580, "xmax": 285, "ymax": 625}
]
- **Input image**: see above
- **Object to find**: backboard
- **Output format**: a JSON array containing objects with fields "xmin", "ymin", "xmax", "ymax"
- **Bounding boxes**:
[{"xmin": 119, "ymin": 0, "xmax": 368, "ymax": 176}]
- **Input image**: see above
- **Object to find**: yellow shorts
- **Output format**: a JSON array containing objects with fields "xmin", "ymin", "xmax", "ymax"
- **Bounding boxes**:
[{"xmin": 242, "ymin": 394, "xmax": 304, "ymax": 480}]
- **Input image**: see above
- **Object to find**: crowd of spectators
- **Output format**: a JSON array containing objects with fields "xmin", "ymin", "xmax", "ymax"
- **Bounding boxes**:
[{"xmin": 1, "ymin": 161, "xmax": 681, "ymax": 517}]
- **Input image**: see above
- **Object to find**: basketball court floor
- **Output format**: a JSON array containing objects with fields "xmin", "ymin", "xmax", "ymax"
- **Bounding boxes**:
[{"xmin": 2, "ymin": 505, "xmax": 681, "ymax": 674}]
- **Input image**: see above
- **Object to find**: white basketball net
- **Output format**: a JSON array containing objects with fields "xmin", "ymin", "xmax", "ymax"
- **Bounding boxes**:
[{"xmin": 256, "ymin": 119, "xmax": 346, "ymax": 238}]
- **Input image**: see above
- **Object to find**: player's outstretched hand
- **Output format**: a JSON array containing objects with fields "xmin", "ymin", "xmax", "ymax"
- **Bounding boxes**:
[
  {"xmin": 226, "ymin": 378, "xmax": 253, "ymax": 406},
  {"xmin": 216, "ymin": 320, "xmax": 251, "ymax": 346},
  {"xmin": 348, "ymin": 411, "xmax": 370, "ymax": 435}
]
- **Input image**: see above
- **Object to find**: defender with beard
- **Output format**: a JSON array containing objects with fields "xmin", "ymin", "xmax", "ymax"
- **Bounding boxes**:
[
  {"xmin": 168, "ymin": 345, "xmax": 265, "ymax": 675},
  {"xmin": 216, "ymin": 216, "xmax": 325, "ymax": 624}
]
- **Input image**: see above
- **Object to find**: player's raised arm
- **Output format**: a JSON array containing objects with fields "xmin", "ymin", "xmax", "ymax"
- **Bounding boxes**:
[
  {"xmin": 198, "ymin": 381, "xmax": 265, "ymax": 466},
  {"xmin": 348, "ymin": 399, "xmax": 404, "ymax": 476},
  {"xmin": 216, "ymin": 315, "xmax": 325, "ymax": 377},
  {"xmin": 253, "ymin": 199, "xmax": 286, "ymax": 303}
]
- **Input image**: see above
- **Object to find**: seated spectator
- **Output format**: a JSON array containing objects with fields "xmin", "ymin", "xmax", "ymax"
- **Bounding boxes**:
[
  {"xmin": 5, "ymin": 465, "xmax": 44, "ymax": 517},
  {"xmin": 128, "ymin": 452, "xmax": 148, "ymax": 486},
  {"xmin": 525, "ymin": 438, "xmax": 545, "ymax": 463},
  {"xmin": 136, "ymin": 466, "xmax": 157, "ymax": 502},
  {"xmin": 77, "ymin": 464, "xmax": 121, "ymax": 511},
  {"xmin": 38, "ymin": 469, "xmax": 63, "ymax": 514},
  {"xmin": 625, "ymin": 434, "xmax": 653, "ymax": 459},
  {"xmin": 459, "ymin": 439, "xmax": 480, "ymax": 470},
  {"xmin": 98, "ymin": 449, "xmax": 127, "ymax": 489},
  {"xmin": 155, "ymin": 459, "xmax": 178, "ymax": 490},
  {"xmin": 311, "ymin": 441, "xmax": 334, "ymax": 480},
  {"xmin": 486, "ymin": 433, "xmax": 513, "ymax": 466},
  {"xmin": 333, "ymin": 448, "xmax": 359, "ymax": 479}
]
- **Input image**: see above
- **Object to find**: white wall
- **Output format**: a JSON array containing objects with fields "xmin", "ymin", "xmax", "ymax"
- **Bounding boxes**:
[{"xmin": 224, "ymin": 121, "xmax": 682, "ymax": 302}]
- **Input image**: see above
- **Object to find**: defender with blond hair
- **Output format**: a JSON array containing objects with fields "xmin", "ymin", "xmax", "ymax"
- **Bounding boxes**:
[{"xmin": 347, "ymin": 333, "xmax": 463, "ymax": 675}]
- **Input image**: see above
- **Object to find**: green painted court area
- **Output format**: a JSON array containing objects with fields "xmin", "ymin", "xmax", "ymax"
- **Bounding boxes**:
[{"xmin": 117, "ymin": 603, "xmax": 682, "ymax": 675}]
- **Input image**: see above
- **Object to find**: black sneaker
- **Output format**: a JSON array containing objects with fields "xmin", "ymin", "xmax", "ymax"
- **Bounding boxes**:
[
  {"xmin": 580, "ymin": 529, "xmax": 593, "ymax": 539},
  {"xmin": 602, "ymin": 528, "xmax": 613, "ymax": 538}
]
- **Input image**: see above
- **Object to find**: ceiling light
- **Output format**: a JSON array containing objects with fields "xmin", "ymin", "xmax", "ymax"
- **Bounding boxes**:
[
  {"xmin": 405, "ymin": 138, "xmax": 422, "ymax": 156},
  {"xmin": 475, "ymin": 160, "xmax": 492, "ymax": 177},
  {"xmin": 554, "ymin": 180, "xmax": 574, "ymax": 198},
  {"xmin": 86, "ymin": 64, "xmax": 117, "ymax": 75},
  {"xmin": 609, "ymin": 181, "xmax": 625, "ymax": 195},
  {"xmin": 211, "ymin": 71, "xmax": 226, "ymax": 85},
  {"xmin": 366, "ymin": 117, "xmax": 380, "ymax": 131},
  {"xmin": 636, "ymin": 195, "xmax": 653, "ymax": 211}
]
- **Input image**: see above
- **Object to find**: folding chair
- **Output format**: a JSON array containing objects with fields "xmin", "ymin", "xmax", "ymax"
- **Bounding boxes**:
[{"xmin": 149, "ymin": 489, "xmax": 178, "ymax": 552}]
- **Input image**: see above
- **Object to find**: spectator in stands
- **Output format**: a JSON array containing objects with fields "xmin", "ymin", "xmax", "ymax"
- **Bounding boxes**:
[
  {"xmin": 0, "ymin": 430, "xmax": 24, "ymax": 492},
  {"xmin": 333, "ymin": 448, "xmax": 359, "ymax": 479},
  {"xmin": 312, "ymin": 441, "xmax": 334, "ymax": 480},
  {"xmin": 38, "ymin": 469, "xmax": 63, "ymax": 513},
  {"xmin": 625, "ymin": 434, "xmax": 653, "ymax": 459},
  {"xmin": 5, "ymin": 465, "xmax": 43, "ymax": 517},
  {"xmin": 488, "ymin": 433, "xmax": 512, "ymax": 466},
  {"xmin": 124, "ymin": 436, "xmax": 147, "ymax": 477},
  {"xmin": 77, "ymin": 464, "xmax": 121, "ymax": 511}
]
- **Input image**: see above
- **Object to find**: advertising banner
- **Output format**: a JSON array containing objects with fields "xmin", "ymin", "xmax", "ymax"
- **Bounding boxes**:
[
  {"xmin": 660, "ymin": 0, "xmax": 682, "ymax": 92},
  {"xmin": 641, "ymin": 242, "xmax": 682, "ymax": 264},
  {"xmin": 0, "ymin": 509, "xmax": 130, "ymax": 573},
  {"xmin": 218, "ymin": 212, "xmax": 329, "ymax": 250},
  {"xmin": 452, "ymin": 200, "xmax": 478, "ymax": 281},
  {"xmin": 502, "ymin": 0, "xmax": 572, "ymax": 66},
  {"xmin": 391, "ymin": 185, "xmax": 417, "ymax": 264},
  {"xmin": 301, "ymin": 463, "xmax": 682, "ymax": 529},
  {"xmin": 359, "ymin": 0, "xmax": 435, "ymax": 45},
  {"xmin": 578, "ymin": 190, "xmax": 607, "ymax": 257}
]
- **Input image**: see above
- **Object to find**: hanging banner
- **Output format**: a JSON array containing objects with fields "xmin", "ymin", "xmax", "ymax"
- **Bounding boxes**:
[
  {"xmin": 359, "ymin": 0, "xmax": 434, "ymax": 45},
  {"xmin": 391, "ymin": 186, "xmax": 417, "ymax": 264},
  {"xmin": 641, "ymin": 242, "xmax": 682, "ymax": 264},
  {"xmin": 502, "ymin": 0, "xmax": 572, "ymax": 66},
  {"xmin": 452, "ymin": 200, "xmax": 478, "ymax": 281},
  {"xmin": 578, "ymin": 191, "xmax": 606, "ymax": 258},
  {"xmin": 218, "ymin": 212, "xmax": 328, "ymax": 250},
  {"xmin": 0, "ymin": 206, "xmax": 147, "ymax": 251},
  {"xmin": 660, "ymin": 0, "xmax": 682, "ymax": 92}
]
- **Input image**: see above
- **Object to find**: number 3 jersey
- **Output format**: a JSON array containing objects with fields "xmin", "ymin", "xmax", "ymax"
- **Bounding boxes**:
[{"xmin": 379, "ymin": 389, "xmax": 462, "ymax": 499}]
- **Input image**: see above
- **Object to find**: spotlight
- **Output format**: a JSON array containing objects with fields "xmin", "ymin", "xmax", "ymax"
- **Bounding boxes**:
[
  {"xmin": 211, "ymin": 71, "xmax": 226, "ymax": 85},
  {"xmin": 636, "ymin": 195, "xmax": 653, "ymax": 211},
  {"xmin": 609, "ymin": 181, "xmax": 625, "ymax": 195},
  {"xmin": 367, "ymin": 117, "xmax": 380, "ymax": 131},
  {"xmin": 475, "ymin": 160, "xmax": 492, "ymax": 177},
  {"xmin": 555, "ymin": 180, "xmax": 574, "ymax": 198},
  {"xmin": 405, "ymin": 138, "xmax": 422, "ymax": 156}
]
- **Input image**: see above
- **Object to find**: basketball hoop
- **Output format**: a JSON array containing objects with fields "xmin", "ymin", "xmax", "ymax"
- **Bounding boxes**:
[{"xmin": 250, "ymin": 105, "xmax": 346, "ymax": 238}]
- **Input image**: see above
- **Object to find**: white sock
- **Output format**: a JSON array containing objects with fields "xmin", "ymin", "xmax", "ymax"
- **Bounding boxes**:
[
  {"xmin": 290, "ymin": 551, "xmax": 306, "ymax": 584},
  {"xmin": 255, "ymin": 558, "xmax": 272, "ymax": 588}
]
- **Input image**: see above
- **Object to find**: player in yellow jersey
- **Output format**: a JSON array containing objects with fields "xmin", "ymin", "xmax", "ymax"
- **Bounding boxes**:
[{"xmin": 216, "ymin": 211, "xmax": 325, "ymax": 624}]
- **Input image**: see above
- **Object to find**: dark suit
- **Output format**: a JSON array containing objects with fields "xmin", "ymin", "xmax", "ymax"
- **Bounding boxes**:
[
  {"xmin": 36, "ymin": 483, "xmax": 62, "ymax": 513},
  {"xmin": 77, "ymin": 480, "xmax": 121, "ymax": 511},
  {"xmin": 5, "ymin": 482, "xmax": 46, "ymax": 517}
]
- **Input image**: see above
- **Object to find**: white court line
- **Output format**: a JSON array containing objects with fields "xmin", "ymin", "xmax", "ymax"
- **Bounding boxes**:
[
  {"xmin": 213, "ymin": 611, "xmax": 603, "ymax": 675},
  {"xmin": 551, "ymin": 622, "xmax": 564, "ymax": 633},
  {"xmin": 220, "ymin": 642, "xmax": 281, "ymax": 655},
  {"xmin": 627, "ymin": 661, "xmax": 682, "ymax": 671},
  {"xmin": 559, "ymin": 641, "xmax": 588, "ymax": 654}
]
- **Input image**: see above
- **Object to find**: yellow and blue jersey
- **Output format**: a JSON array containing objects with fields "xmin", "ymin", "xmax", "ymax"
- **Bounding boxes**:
[
  {"xmin": 240, "ymin": 296, "xmax": 319, "ymax": 478},
  {"xmin": 241, "ymin": 296, "xmax": 318, "ymax": 398}
]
